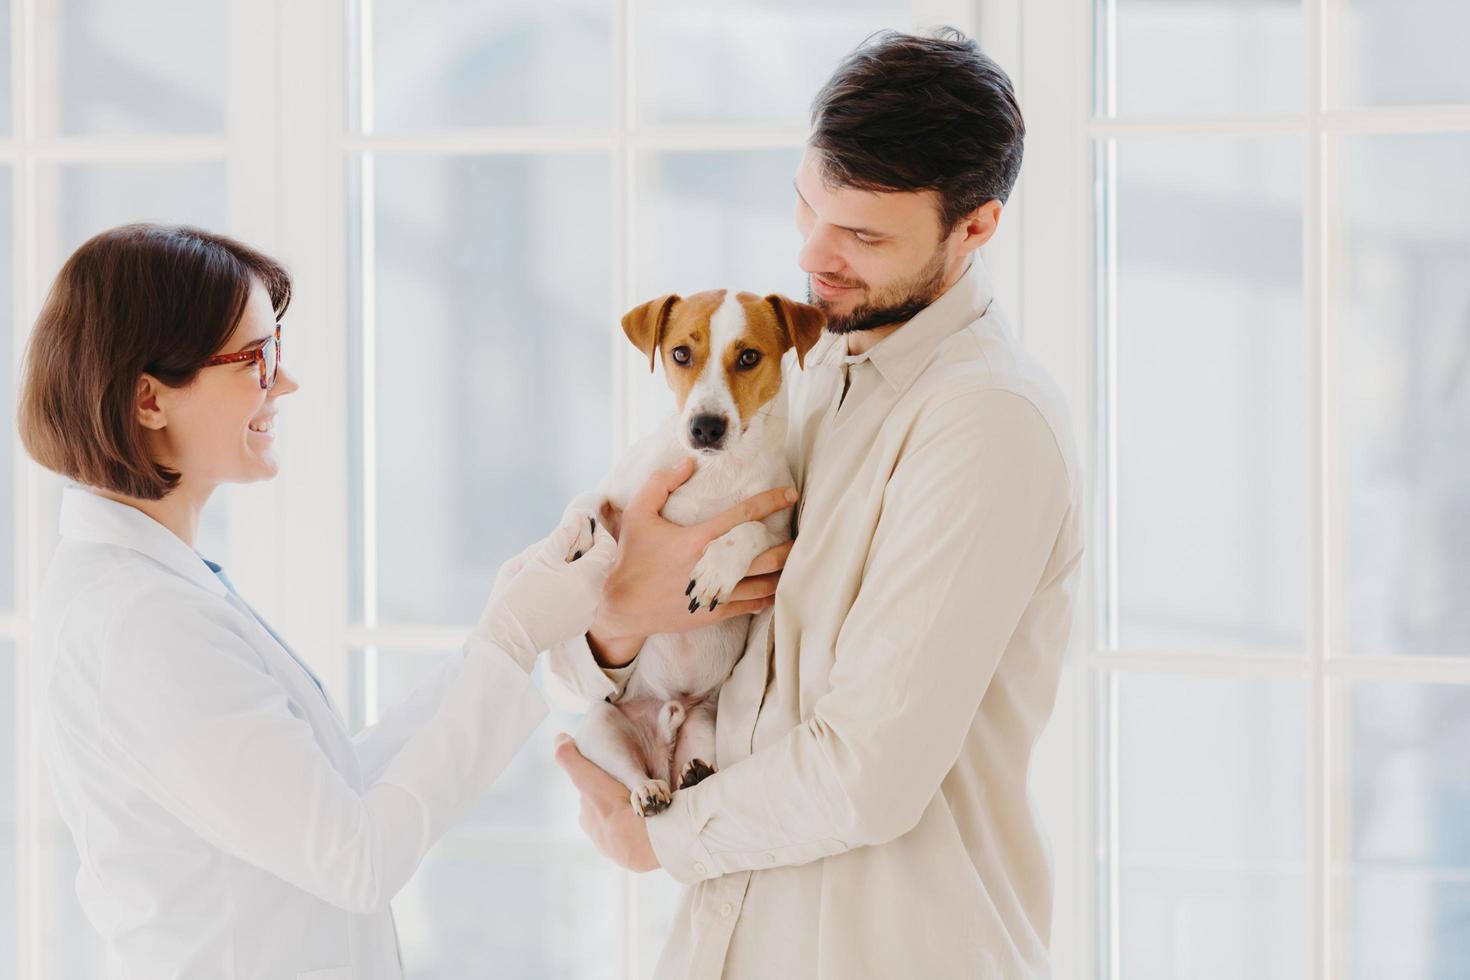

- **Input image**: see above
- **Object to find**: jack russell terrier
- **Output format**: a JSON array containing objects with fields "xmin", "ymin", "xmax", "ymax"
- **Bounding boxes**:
[{"xmin": 564, "ymin": 289, "xmax": 824, "ymax": 815}]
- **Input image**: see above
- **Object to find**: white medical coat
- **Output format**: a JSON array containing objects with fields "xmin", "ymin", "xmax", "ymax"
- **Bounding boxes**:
[{"xmin": 35, "ymin": 487, "xmax": 547, "ymax": 979}]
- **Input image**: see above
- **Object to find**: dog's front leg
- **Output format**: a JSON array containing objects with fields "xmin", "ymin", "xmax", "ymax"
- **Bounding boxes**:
[
  {"xmin": 686, "ymin": 521, "xmax": 781, "ymax": 613},
  {"xmin": 560, "ymin": 491, "xmax": 609, "ymax": 562}
]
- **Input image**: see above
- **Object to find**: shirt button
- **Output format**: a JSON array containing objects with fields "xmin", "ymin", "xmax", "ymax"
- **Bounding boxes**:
[
  {"xmin": 693, "ymin": 862, "xmax": 707, "ymax": 877},
  {"xmin": 764, "ymin": 853, "xmax": 776, "ymax": 865},
  {"xmin": 720, "ymin": 903, "xmax": 733, "ymax": 917}
]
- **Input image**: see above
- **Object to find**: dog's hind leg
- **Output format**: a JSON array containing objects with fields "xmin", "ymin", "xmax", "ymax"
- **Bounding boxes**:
[
  {"xmin": 672, "ymin": 698, "xmax": 718, "ymax": 790},
  {"xmin": 579, "ymin": 702, "xmax": 682, "ymax": 816},
  {"xmin": 577, "ymin": 700, "xmax": 665, "ymax": 815}
]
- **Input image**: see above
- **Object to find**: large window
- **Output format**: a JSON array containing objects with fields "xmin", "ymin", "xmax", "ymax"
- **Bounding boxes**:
[
  {"xmin": 6, "ymin": 1, "xmax": 1464, "ymax": 978},
  {"xmin": 1087, "ymin": 1, "xmax": 1470, "ymax": 978}
]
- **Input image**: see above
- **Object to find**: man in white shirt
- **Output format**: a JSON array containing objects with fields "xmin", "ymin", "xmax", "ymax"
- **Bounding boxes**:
[{"xmin": 551, "ymin": 28, "xmax": 1083, "ymax": 979}]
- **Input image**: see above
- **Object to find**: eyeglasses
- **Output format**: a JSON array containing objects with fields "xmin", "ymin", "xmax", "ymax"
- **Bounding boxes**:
[{"xmin": 201, "ymin": 324, "xmax": 282, "ymax": 390}]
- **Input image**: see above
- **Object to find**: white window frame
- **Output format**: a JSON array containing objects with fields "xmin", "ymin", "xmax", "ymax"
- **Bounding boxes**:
[{"xmin": 1013, "ymin": 1, "xmax": 1470, "ymax": 978}]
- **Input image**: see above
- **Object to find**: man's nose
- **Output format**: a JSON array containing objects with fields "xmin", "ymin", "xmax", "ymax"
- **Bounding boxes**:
[
  {"xmin": 688, "ymin": 413, "xmax": 728, "ymax": 449},
  {"xmin": 797, "ymin": 222, "xmax": 843, "ymax": 276}
]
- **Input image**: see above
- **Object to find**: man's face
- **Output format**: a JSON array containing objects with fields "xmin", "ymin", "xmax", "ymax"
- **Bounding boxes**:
[{"xmin": 793, "ymin": 146, "xmax": 958, "ymax": 335}]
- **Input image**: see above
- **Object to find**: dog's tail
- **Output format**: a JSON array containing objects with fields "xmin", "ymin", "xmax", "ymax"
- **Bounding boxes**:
[{"xmin": 656, "ymin": 701, "xmax": 687, "ymax": 744}]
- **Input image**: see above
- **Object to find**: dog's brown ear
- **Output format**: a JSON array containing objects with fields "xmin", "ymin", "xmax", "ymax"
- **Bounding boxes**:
[
  {"xmin": 621, "ymin": 294, "xmax": 681, "ymax": 372},
  {"xmin": 765, "ymin": 294, "xmax": 826, "ymax": 369}
]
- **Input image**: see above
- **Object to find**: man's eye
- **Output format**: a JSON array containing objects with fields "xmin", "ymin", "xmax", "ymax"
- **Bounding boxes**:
[
  {"xmin": 854, "ymin": 233, "xmax": 880, "ymax": 246},
  {"xmin": 672, "ymin": 346, "xmax": 692, "ymax": 365},
  {"xmin": 737, "ymin": 349, "xmax": 761, "ymax": 369}
]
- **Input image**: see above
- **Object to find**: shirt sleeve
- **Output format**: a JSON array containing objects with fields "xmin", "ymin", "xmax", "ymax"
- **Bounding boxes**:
[
  {"xmin": 646, "ymin": 388, "xmax": 1074, "ymax": 883},
  {"xmin": 93, "ymin": 598, "xmax": 547, "ymax": 913},
  {"xmin": 544, "ymin": 632, "xmax": 638, "ymax": 707}
]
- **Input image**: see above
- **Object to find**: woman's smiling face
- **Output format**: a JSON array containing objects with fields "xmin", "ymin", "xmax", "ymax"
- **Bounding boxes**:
[{"xmin": 148, "ymin": 278, "xmax": 299, "ymax": 490}]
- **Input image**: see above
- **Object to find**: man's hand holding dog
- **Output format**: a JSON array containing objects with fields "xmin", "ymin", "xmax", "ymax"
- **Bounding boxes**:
[
  {"xmin": 586, "ymin": 457, "xmax": 796, "ymax": 668},
  {"xmin": 553, "ymin": 734, "xmax": 660, "ymax": 872}
]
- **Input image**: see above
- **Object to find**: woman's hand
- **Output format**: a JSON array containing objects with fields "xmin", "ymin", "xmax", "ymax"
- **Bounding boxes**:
[
  {"xmin": 553, "ymin": 734, "xmax": 659, "ymax": 872},
  {"xmin": 473, "ymin": 512, "xmax": 619, "ymax": 669},
  {"xmin": 588, "ymin": 458, "xmax": 797, "ymax": 668}
]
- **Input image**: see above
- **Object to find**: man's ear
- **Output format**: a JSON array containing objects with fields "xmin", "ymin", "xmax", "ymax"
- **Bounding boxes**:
[
  {"xmin": 765, "ymin": 294, "xmax": 826, "ymax": 369},
  {"xmin": 136, "ymin": 374, "xmax": 169, "ymax": 431},
  {"xmin": 953, "ymin": 199, "xmax": 1003, "ymax": 253},
  {"xmin": 620, "ymin": 294, "xmax": 680, "ymax": 372}
]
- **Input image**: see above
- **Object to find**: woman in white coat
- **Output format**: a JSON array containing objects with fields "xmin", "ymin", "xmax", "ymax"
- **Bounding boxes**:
[{"xmin": 16, "ymin": 224, "xmax": 789, "ymax": 979}]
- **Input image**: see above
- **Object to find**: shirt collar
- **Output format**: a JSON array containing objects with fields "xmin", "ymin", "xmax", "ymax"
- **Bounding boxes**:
[
  {"xmin": 808, "ymin": 256, "xmax": 996, "ymax": 391},
  {"xmin": 58, "ymin": 485, "xmax": 229, "ymax": 598}
]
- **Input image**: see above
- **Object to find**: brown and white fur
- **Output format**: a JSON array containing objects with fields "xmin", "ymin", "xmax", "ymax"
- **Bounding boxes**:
[{"xmin": 563, "ymin": 288, "xmax": 824, "ymax": 816}]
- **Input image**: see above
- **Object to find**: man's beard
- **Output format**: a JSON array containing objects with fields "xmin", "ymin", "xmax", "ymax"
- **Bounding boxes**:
[{"xmin": 807, "ymin": 247, "xmax": 949, "ymax": 335}]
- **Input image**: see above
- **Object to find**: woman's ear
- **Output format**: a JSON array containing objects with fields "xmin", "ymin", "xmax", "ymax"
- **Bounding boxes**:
[{"xmin": 136, "ymin": 374, "xmax": 169, "ymax": 431}]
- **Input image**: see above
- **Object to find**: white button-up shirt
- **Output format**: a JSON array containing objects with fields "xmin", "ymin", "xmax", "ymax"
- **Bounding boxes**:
[
  {"xmin": 554, "ymin": 258, "xmax": 1082, "ymax": 979},
  {"xmin": 36, "ymin": 488, "xmax": 548, "ymax": 980}
]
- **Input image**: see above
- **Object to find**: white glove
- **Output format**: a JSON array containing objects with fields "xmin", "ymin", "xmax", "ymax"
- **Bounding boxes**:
[{"xmin": 472, "ymin": 512, "xmax": 618, "ymax": 670}]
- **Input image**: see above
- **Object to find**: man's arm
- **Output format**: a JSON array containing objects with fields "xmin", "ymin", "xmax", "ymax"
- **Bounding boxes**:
[{"xmin": 625, "ymin": 388, "xmax": 1072, "ymax": 882}]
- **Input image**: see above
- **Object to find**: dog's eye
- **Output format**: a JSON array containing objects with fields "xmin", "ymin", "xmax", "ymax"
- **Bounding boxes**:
[
  {"xmin": 737, "ymin": 349, "xmax": 761, "ymax": 369},
  {"xmin": 671, "ymin": 346, "xmax": 692, "ymax": 365}
]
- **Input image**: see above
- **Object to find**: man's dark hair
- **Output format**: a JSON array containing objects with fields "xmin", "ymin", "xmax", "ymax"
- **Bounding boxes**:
[{"xmin": 809, "ymin": 28, "xmax": 1025, "ymax": 232}]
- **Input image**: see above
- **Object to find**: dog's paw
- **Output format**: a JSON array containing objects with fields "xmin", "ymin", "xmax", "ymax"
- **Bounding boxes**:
[
  {"xmin": 564, "ymin": 512, "xmax": 598, "ymax": 563},
  {"xmin": 631, "ymin": 779, "xmax": 672, "ymax": 817},
  {"xmin": 685, "ymin": 537, "xmax": 749, "ymax": 613},
  {"xmin": 678, "ymin": 759, "xmax": 716, "ymax": 790}
]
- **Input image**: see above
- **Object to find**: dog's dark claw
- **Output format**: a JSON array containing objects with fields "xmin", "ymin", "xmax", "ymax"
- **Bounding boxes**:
[
  {"xmin": 572, "ymin": 550, "xmax": 583, "ymax": 561},
  {"xmin": 685, "ymin": 579, "xmax": 695, "ymax": 596},
  {"xmin": 688, "ymin": 597, "xmax": 700, "ymax": 613},
  {"xmin": 709, "ymin": 598, "xmax": 718, "ymax": 612},
  {"xmin": 589, "ymin": 516, "xmax": 596, "ymax": 533}
]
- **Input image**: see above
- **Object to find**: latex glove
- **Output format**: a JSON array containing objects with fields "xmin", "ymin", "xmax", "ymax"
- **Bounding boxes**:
[{"xmin": 473, "ymin": 513, "xmax": 618, "ymax": 670}]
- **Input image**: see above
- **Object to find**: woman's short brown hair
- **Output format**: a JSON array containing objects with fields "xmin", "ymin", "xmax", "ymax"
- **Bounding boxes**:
[{"xmin": 18, "ymin": 223, "xmax": 291, "ymax": 500}]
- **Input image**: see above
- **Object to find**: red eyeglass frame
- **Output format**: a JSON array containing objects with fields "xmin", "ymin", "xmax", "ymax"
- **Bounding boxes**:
[{"xmin": 201, "ymin": 324, "xmax": 282, "ymax": 390}]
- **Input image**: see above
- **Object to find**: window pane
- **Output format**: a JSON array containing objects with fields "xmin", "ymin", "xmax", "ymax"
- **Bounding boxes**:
[
  {"xmin": 637, "ymin": 0, "xmax": 906, "ymax": 126},
  {"xmin": 1110, "ymin": 137, "xmax": 1307, "ymax": 652},
  {"xmin": 33, "ymin": 0, "xmax": 226, "ymax": 136},
  {"xmin": 1331, "ymin": 0, "xmax": 1470, "ymax": 107},
  {"xmin": 1102, "ymin": 0, "xmax": 1304, "ymax": 117},
  {"xmin": 1115, "ymin": 673, "xmax": 1311, "ymax": 979},
  {"xmin": 1341, "ymin": 682, "xmax": 1470, "ymax": 980},
  {"xmin": 1333, "ymin": 134, "xmax": 1470, "ymax": 659},
  {"xmin": 363, "ymin": 153, "xmax": 612, "ymax": 626},
  {"xmin": 367, "ymin": 0, "xmax": 612, "ymax": 132},
  {"xmin": 635, "ymin": 149, "xmax": 805, "ymax": 300},
  {"xmin": 357, "ymin": 650, "xmax": 625, "ymax": 978},
  {"xmin": 48, "ymin": 161, "xmax": 228, "ymax": 265}
]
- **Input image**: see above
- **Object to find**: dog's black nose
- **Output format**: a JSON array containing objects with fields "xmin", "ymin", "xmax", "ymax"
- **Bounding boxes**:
[{"xmin": 688, "ymin": 414, "xmax": 728, "ymax": 448}]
